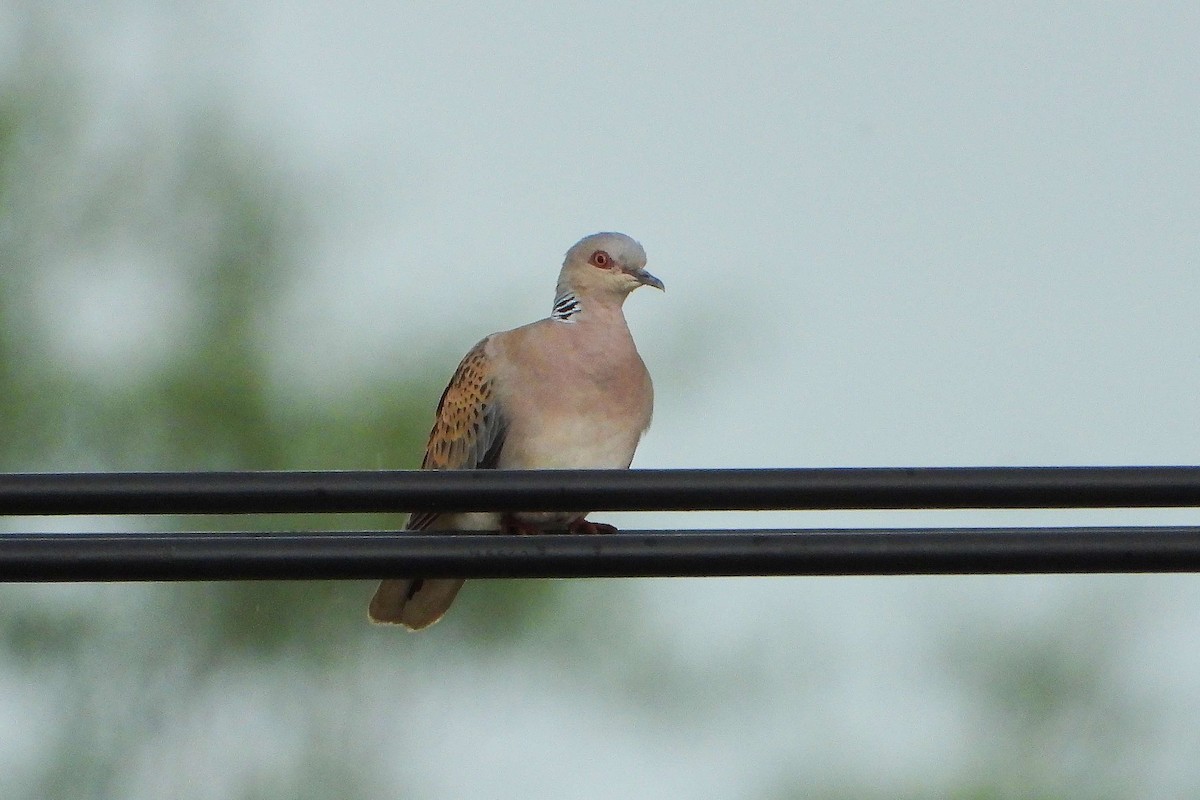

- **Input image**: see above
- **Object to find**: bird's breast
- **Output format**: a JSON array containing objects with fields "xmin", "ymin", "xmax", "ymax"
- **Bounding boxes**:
[{"xmin": 492, "ymin": 325, "xmax": 653, "ymax": 471}]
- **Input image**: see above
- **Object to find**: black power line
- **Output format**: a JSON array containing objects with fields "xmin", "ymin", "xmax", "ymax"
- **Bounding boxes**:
[
  {"xmin": 3, "ymin": 466, "xmax": 1200, "ymax": 515},
  {"xmin": 2, "ymin": 467, "xmax": 1200, "ymax": 581},
  {"xmin": 3, "ymin": 527, "xmax": 1200, "ymax": 582}
]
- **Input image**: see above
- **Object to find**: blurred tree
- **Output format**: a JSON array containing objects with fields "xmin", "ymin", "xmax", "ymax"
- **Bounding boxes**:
[
  {"xmin": 0, "ymin": 16, "xmax": 559, "ymax": 800},
  {"xmin": 0, "ymin": 11, "xmax": 1180, "ymax": 800}
]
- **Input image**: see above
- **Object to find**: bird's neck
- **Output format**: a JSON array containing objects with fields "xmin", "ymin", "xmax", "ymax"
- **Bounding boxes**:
[
  {"xmin": 551, "ymin": 287, "xmax": 628, "ymax": 324},
  {"xmin": 551, "ymin": 288, "xmax": 582, "ymax": 322}
]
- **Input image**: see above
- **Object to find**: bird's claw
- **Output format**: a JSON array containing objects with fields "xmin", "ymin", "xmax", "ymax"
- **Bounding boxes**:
[
  {"xmin": 568, "ymin": 519, "xmax": 618, "ymax": 535},
  {"xmin": 501, "ymin": 514, "xmax": 544, "ymax": 535}
]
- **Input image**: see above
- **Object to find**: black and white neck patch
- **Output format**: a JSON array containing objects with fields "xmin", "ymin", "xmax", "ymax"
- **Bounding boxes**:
[{"xmin": 551, "ymin": 292, "xmax": 582, "ymax": 322}]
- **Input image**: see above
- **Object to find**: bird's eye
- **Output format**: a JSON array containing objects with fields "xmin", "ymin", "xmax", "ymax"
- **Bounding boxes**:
[{"xmin": 590, "ymin": 250, "xmax": 611, "ymax": 268}]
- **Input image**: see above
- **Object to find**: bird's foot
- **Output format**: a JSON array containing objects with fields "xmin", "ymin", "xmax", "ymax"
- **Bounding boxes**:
[
  {"xmin": 501, "ymin": 514, "xmax": 543, "ymax": 536},
  {"xmin": 568, "ymin": 518, "xmax": 618, "ymax": 535}
]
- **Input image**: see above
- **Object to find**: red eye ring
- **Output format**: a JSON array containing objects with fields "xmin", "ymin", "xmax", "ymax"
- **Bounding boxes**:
[{"xmin": 590, "ymin": 250, "xmax": 611, "ymax": 268}]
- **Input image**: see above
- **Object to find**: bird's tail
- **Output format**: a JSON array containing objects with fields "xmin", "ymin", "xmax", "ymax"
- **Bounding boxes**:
[{"xmin": 368, "ymin": 578, "xmax": 466, "ymax": 630}]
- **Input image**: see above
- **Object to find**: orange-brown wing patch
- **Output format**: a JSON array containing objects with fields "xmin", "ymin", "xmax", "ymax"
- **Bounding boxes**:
[{"xmin": 407, "ymin": 338, "xmax": 507, "ymax": 531}]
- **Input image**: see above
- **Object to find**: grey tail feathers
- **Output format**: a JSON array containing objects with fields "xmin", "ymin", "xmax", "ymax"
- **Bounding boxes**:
[{"xmin": 369, "ymin": 578, "xmax": 466, "ymax": 630}]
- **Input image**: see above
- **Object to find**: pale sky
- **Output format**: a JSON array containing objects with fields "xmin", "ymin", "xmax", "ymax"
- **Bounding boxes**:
[
  {"xmin": 15, "ymin": 2, "xmax": 1200, "ymax": 796},
  {"xmin": 51, "ymin": 2, "xmax": 1200, "ymax": 469}
]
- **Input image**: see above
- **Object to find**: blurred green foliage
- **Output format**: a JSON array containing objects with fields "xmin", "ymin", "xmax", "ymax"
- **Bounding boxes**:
[
  {"xmin": 0, "ymin": 14, "xmax": 1176, "ymax": 800},
  {"xmin": 0, "ymin": 21, "xmax": 565, "ymax": 800}
]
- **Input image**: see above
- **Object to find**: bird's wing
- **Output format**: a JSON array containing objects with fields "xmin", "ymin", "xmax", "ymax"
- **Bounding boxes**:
[{"xmin": 406, "ymin": 337, "xmax": 508, "ymax": 531}]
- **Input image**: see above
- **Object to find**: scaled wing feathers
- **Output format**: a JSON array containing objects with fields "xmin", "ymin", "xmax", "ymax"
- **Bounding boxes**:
[{"xmin": 407, "ymin": 338, "xmax": 507, "ymax": 531}]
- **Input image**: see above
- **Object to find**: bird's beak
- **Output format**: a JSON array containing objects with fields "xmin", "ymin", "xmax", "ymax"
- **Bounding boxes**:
[{"xmin": 627, "ymin": 267, "xmax": 665, "ymax": 291}]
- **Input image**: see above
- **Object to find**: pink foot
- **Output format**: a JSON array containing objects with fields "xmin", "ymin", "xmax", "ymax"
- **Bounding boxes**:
[{"xmin": 568, "ymin": 518, "xmax": 618, "ymax": 535}]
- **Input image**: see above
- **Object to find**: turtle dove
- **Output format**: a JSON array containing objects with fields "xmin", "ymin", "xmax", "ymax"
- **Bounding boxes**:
[{"xmin": 369, "ymin": 232, "xmax": 664, "ymax": 630}]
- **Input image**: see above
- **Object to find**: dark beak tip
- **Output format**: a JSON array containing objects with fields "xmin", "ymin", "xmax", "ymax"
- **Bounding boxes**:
[{"xmin": 641, "ymin": 272, "xmax": 666, "ymax": 292}]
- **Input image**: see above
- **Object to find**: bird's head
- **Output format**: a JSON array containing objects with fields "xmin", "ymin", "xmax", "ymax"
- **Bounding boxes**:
[{"xmin": 556, "ymin": 232, "xmax": 664, "ymax": 301}]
